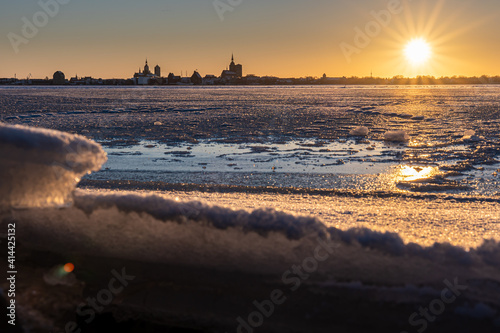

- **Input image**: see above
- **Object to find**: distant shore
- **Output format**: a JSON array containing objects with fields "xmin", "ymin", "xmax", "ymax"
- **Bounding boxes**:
[{"xmin": 2, "ymin": 75, "xmax": 500, "ymax": 86}]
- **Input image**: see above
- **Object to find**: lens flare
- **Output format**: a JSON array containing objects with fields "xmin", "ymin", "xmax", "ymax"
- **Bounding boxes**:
[{"xmin": 63, "ymin": 263, "xmax": 75, "ymax": 273}]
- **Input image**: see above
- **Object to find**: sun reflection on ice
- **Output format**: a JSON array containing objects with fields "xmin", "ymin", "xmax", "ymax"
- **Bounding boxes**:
[{"xmin": 398, "ymin": 165, "xmax": 441, "ymax": 181}]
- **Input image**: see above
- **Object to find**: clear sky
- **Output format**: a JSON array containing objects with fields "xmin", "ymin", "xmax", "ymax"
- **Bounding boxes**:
[{"xmin": 1, "ymin": 0, "xmax": 499, "ymax": 79}]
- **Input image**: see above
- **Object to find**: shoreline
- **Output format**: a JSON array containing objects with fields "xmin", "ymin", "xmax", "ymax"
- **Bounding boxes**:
[{"xmin": 2, "ymin": 82, "xmax": 500, "ymax": 87}]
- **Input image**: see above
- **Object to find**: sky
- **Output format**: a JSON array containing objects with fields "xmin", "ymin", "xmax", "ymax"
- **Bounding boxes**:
[{"xmin": 1, "ymin": 0, "xmax": 499, "ymax": 79}]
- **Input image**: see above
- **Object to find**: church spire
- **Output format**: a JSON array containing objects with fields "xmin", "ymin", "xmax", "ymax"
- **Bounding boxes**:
[{"xmin": 143, "ymin": 58, "xmax": 150, "ymax": 75}]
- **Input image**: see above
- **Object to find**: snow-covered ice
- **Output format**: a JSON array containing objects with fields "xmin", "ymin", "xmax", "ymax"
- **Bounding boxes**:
[
  {"xmin": 349, "ymin": 126, "xmax": 370, "ymax": 136},
  {"xmin": 384, "ymin": 130, "xmax": 410, "ymax": 142},
  {"xmin": 0, "ymin": 122, "xmax": 106, "ymax": 207}
]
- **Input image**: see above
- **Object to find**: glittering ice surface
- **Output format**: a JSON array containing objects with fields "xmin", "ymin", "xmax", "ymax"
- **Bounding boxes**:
[{"xmin": 2, "ymin": 85, "xmax": 498, "ymax": 195}]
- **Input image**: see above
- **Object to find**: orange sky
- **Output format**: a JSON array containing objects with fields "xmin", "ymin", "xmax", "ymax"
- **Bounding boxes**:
[{"xmin": 1, "ymin": 0, "xmax": 499, "ymax": 79}]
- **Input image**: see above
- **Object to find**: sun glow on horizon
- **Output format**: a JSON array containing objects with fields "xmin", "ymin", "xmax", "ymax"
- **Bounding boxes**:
[
  {"xmin": 404, "ymin": 38, "xmax": 432, "ymax": 66},
  {"xmin": 372, "ymin": 0, "xmax": 491, "ymax": 77}
]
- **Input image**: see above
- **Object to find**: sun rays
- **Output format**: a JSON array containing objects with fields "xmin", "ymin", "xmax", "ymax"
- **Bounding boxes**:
[{"xmin": 370, "ymin": 0, "xmax": 493, "ymax": 77}]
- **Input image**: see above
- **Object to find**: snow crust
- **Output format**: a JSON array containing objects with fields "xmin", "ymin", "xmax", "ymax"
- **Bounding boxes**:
[{"xmin": 0, "ymin": 123, "xmax": 106, "ymax": 207}]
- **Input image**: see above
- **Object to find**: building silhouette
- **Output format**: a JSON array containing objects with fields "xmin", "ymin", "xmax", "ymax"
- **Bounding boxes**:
[
  {"xmin": 133, "ymin": 59, "xmax": 161, "ymax": 85},
  {"xmin": 191, "ymin": 71, "xmax": 202, "ymax": 85},
  {"xmin": 167, "ymin": 73, "xmax": 181, "ymax": 84},
  {"xmin": 221, "ymin": 54, "xmax": 243, "ymax": 79},
  {"xmin": 230, "ymin": 54, "xmax": 243, "ymax": 77},
  {"xmin": 52, "ymin": 71, "xmax": 65, "ymax": 85},
  {"xmin": 144, "ymin": 60, "xmax": 151, "ymax": 75},
  {"xmin": 128, "ymin": 55, "xmax": 246, "ymax": 85}
]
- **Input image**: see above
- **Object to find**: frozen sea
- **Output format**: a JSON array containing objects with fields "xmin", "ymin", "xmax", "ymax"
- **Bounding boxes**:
[
  {"xmin": 2, "ymin": 86, "xmax": 500, "ymax": 332},
  {"xmin": 1, "ymin": 85, "xmax": 499, "ymax": 195}
]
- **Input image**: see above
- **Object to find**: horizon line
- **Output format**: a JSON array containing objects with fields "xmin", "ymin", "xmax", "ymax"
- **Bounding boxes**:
[{"xmin": 3, "ymin": 73, "xmax": 500, "ymax": 81}]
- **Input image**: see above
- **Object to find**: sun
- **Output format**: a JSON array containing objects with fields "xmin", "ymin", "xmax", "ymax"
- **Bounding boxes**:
[{"xmin": 404, "ymin": 38, "xmax": 432, "ymax": 65}]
